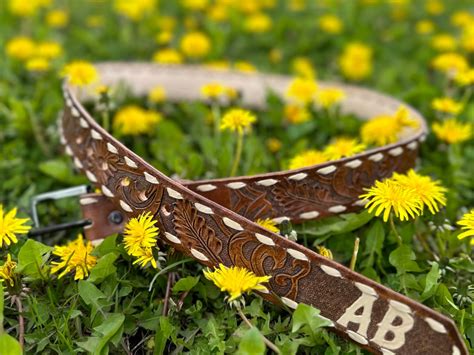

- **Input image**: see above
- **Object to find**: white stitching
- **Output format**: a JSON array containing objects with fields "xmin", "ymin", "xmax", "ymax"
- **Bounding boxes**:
[
  {"xmin": 347, "ymin": 331, "xmax": 368, "ymax": 345},
  {"xmin": 328, "ymin": 205, "xmax": 346, "ymax": 213},
  {"xmin": 190, "ymin": 248, "xmax": 209, "ymax": 261},
  {"xmin": 124, "ymin": 156, "xmax": 138, "ymax": 168},
  {"xmin": 389, "ymin": 300, "xmax": 412, "ymax": 314},
  {"xmin": 144, "ymin": 172, "xmax": 159, "ymax": 184},
  {"xmin": 368, "ymin": 153, "xmax": 384, "ymax": 162},
  {"xmin": 281, "ymin": 297, "xmax": 298, "ymax": 309},
  {"xmin": 317, "ymin": 165, "xmax": 337, "ymax": 175},
  {"xmin": 196, "ymin": 184, "xmax": 217, "ymax": 192},
  {"xmin": 164, "ymin": 232, "xmax": 181, "ymax": 244},
  {"xmin": 226, "ymin": 182, "xmax": 246, "ymax": 189},
  {"xmin": 354, "ymin": 282, "xmax": 378, "ymax": 297},
  {"xmin": 119, "ymin": 200, "xmax": 133, "ymax": 212},
  {"xmin": 85, "ymin": 170, "xmax": 97, "ymax": 182},
  {"xmin": 299, "ymin": 211, "xmax": 320, "ymax": 219},
  {"xmin": 256, "ymin": 179, "xmax": 278, "ymax": 186},
  {"xmin": 167, "ymin": 187, "xmax": 183, "ymax": 199},
  {"xmin": 90, "ymin": 129, "xmax": 102, "ymax": 140},
  {"xmin": 320, "ymin": 265, "xmax": 342, "ymax": 278},
  {"xmin": 255, "ymin": 233, "xmax": 275, "ymax": 246},
  {"xmin": 288, "ymin": 173, "xmax": 307, "ymax": 180},
  {"xmin": 344, "ymin": 159, "xmax": 362, "ymax": 168},
  {"xmin": 388, "ymin": 147, "xmax": 403, "ymax": 156},
  {"xmin": 194, "ymin": 203, "xmax": 213, "ymax": 214},
  {"xmin": 101, "ymin": 185, "xmax": 114, "ymax": 197},
  {"xmin": 107, "ymin": 142, "xmax": 118, "ymax": 154},
  {"xmin": 223, "ymin": 217, "xmax": 243, "ymax": 231},
  {"xmin": 287, "ymin": 248, "xmax": 309, "ymax": 261},
  {"xmin": 424, "ymin": 317, "xmax": 447, "ymax": 333}
]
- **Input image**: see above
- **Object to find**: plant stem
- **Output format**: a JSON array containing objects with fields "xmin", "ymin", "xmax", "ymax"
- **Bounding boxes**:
[
  {"xmin": 236, "ymin": 306, "xmax": 281, "ymax": 354},
  {"xmin": 212, "ymin": 103, "xmax": 221, "ymax": 140},
  {"xmin": 350, "ymin": 237, "xmax": 360, "ymax": 271},
  {"xmin": 230, "ymin": 131, "xmax": 244, "ymax": 177},
  {"xmin": 389, "ymin": 214, "xmax": 403, "ymax": 246},
  {"xmin": 14, "ymin": 297, "xmax": 24, "ymax": 349},
  {"xmin": 162, "ymin": 272, "xmax": 174, "ymax": 316}
]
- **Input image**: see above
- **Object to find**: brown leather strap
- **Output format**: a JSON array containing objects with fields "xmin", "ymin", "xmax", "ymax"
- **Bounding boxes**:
[{"xmin": 60, "ymin": 63, "xmax": 466, "ymax": 355}]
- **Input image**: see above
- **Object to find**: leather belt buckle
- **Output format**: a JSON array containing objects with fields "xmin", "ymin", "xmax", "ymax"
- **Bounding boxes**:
[{"xmin": 28, "ymin": 185, "xmax": 92, "ymax": 237}]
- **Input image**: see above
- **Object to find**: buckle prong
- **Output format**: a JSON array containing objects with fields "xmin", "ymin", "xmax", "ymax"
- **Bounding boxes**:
[{"xmin": 29, "ymin": 185, "xmax": 92, "ymax": 237}]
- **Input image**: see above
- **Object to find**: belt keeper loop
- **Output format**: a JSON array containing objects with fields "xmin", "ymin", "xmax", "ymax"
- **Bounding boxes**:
[{"xmin": 79, "ymin": 193, "xmax": 126, "ymax": 242}]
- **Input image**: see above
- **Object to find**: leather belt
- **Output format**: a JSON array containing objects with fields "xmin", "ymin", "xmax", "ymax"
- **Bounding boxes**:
[{"xmin": 59, "ymin": 63, "xmax": 466, "ymax": 355}]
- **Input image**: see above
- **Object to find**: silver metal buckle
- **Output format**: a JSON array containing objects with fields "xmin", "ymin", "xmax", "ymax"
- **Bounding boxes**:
[{"xmin": 29, "ymin": 185, "xmax": 92, "ymax": 237}]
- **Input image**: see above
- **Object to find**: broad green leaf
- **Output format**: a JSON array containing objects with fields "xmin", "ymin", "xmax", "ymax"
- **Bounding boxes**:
[
  {"xmin": 88, "ymin": 253, "xmax": 118, "ymax": 283},
  {"xmin": 17, "ymin": 239, "xmax": 52, "ymax": 280},
  {"xmin": 172, "ymin": 276, "xmax": 200, "ymax": 293},
  {"xmin": 389, "ymin": 245, "xmax": 421, "ymax": 274},
  {"xmin": 78, "ymin": 280, "xmax": 107, "ymax": 320},
  {"xmin": 361, "ymin": 220, "xmax": 385, "ymax": 269},
  {"xmin": 94, "ymin": 313, "xmax": 125, "ymax": 355},
  {"xmin": 92, "ymin": 235, "xmax": 119, "ymax": 257},
  {"xmin": 38, "ymin": 159, "xmax": 85, "ymax": 184},
  {"xmin": 154, "ymin": 316, "xmax": 175, "ymax": 355},
  {"xmin": 237, "ymin": 327, "xmax": 265, "ymax": 355},
  {"xmin": 0, "ymin": 334, "xmax": 22, "ymax": 355},
  {"xmin": 421, "ymin": 262, "xmax": 440, "ymax": 300},
  {"xmin": 292, "ymin": 303, "xmax": 332, "ymax": 334}
]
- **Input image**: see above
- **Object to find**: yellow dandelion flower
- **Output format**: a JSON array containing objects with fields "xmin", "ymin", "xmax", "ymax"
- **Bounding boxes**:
[
  {"xmin": 361, "ymin": 115, "xmax": 401, "ymax": 146},
  {"xmin": 61, "ymin": 60, "xmax": 98, "ymax": 86},
  {"xmin": 201, "ymin": 82, "xmax": 225, "ymax": 99},
  {"xmin": 286, "ymin": 77, "xmax": 318, "ymax": 105},
  {"xmin": 203, "ymin": 264, "xmax": 271, "ymax": 301},
  {"xmin": 148, "ymin": 86, "xmax": 167, "ymax": 103},
  {"xmin": 266, "ymin": 138, "xmax": 282, "ymax": 153},
  {"xmin": 123, "ymin": 212, "xmax": 159, "ymax": 258},
  {"xmin": 323, "ymin": 137, "xmax": 366, "ymax": 160},
  {"xmin": 255, "ymin": 218, "xmax": 280, "ymax": 234},
  {"xmin": 207, "ymin": 4, "xmax": 228, "ymax": 22},
  {"xmin": 284, "ymin": 104, "xmax": 310, "ymax": 124},
  {"xmin": 46, "ymin": 9, "xmax": 69, "ymax": 28},
  {"xmin": 425, "ymin": 0, "xmax": 444, "ymax": 15},
  {"xmin": 181, "ymin": 0, "xmax": 208, "ymax": 11},
  {"xmin": 454, "ymin": 68, "xmax": 474, "ymax": 86},
  {"xmin": 393, "ymin": 106, "xmax": 419, "ymax": 129},
  {"xmin": 8, "ymin": 0, "xmax": 43, "ymax": 17},
  {"xmin": 37, "ymin": 41, "xmax": 63, "ymax": 59},
  {"xmin": 432, "ymin": 119, "xmax": 472, "ymax": 144},
  {"xmin": 114, "ymin": 0, "xmax": 156, "ymax": 21},
  {"xmin": 315, "ymin": 88, "xmax": 346, "ymax": 109},
  {"xmin": 5, "ymin": 36, "xmax": 36, "ymax": 61},
  {"xmin": 155, "ymin": 31, "xmax": 173, "ymax": 45},
  {"xmin": 234, "ymin": 61, "xmax": 257, "ymax": 73},
  {"xmin": 360, "ymin": 179, "xmax": 423, "ymax": 222},
  {"xmin": 51, "ymin": 234, "xmax": 97, "ymax": 280},
  {"xmin": 460, "ymin": 24, "xmax": 474, "ymax": 53},
  {"xmin": 432, "ymin": 52, "xmax": 468, "ymax": 75},
  {"xmin": 431, "ymin": 34, "xmax": 457, "ymax": 52},
  {"xmin": 152, "ymin": 48, "xmax": 183, "ymax": 64},
  {"xmin": 132, "ymin": 247, "xmax": 157, "ymax": 269},
  {"xmin": 244, "ymin": 13, "xmax": 272, "ymax": 33},
  {"xmin": 317, "ymin": 246, "xmax": 333, "ymax": 259},
  {"xmin": 180, "ymin": 31, "xmax": 211, "ymax": 59},
  {"xmin": 339, "ymin": 42, "xmax": 373, "ymax": 81},
  {"xmin": 432, "ymin": 97, "xmax": 463, "ymax": 115},
  {"xmin": 392, "ymin": 170, "xmax": 447, "ymax": 214},
  {"xmin": 0, "ymin": 254, "xmax": 17, "ymax": 287},
  {"xmin": 113, "ymin": 105, "xmax": 162, "ymax": 135},
  {"xmin": 0, "ymin": 205, "xmax": 31, "ymax": 248},
  {"xmin": 318, "ymin": 14, "xmax": 343, "ymax": 34},
  {"xmin": 220, "ymin": 108, "xmax": 256, "ymax": 134},
  {"xmin": 457, "ymin": 210, "xmax": 474, "ymax": 240},
  {"xmin": 291, "ymin": 57, "xmax": 316, "ymax": 79},
  {"xmin": 415, "ymin": 20, "xmax": 435, "ymax": 35},
  {"xmin": 450, "ymin": 11, "xmax": 473, "ymax": 27},
  {"xmin": 289, "ymin": 150, "xmax": 327, "ymax": 170},
  {"xmin": 26, "ymin": 57, "xmax": 50, "ymax": 72}
]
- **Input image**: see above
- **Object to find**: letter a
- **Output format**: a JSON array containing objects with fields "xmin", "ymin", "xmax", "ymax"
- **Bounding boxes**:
[{"xmin": 337, "ymin": 293, "xmax": 377, "ymax": 338}]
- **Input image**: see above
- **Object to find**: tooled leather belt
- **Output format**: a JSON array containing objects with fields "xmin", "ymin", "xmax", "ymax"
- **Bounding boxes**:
[{"xmin": 58, "ymin": 63, "xmax": 467, "ymax": 355}]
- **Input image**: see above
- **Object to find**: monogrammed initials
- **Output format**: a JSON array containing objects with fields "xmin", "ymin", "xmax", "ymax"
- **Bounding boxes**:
[{"xmin": 337, "ymin": 293, "xmax": 414, "ymax": 350}]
